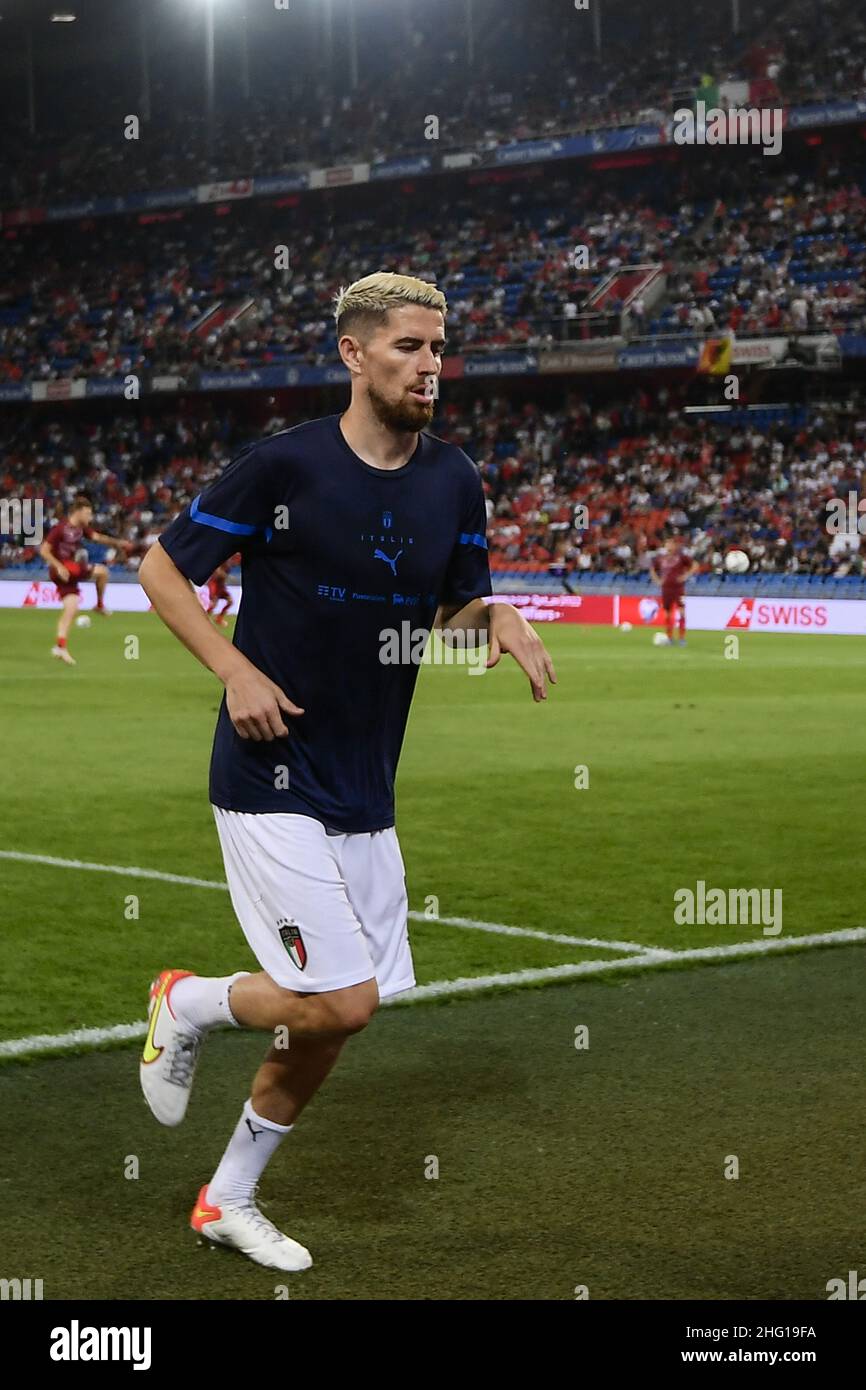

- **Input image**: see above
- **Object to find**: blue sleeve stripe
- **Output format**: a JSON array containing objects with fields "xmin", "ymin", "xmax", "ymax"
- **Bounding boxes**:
[
  {"xmin": 459, "ymin": 531, "xmax": 488, "ymax": 550},
  {"xmin": 190, "ymin": 494, "xmax": 258, "ymax": 537}
]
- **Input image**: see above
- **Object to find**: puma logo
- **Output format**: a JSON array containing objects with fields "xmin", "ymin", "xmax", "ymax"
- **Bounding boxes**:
[
  {"xmin": 374, "ymin": 547, "xmax": 403, "ymax": 576},
  {"xmin": 245, "ymin": 1118, "xmax": 264, "ymax": 1142}
]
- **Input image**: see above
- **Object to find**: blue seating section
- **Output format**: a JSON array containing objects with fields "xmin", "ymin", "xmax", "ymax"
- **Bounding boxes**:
[
  {"xmin": 488, "ymin": 569, "xmax": 866, "ymax": 598},
  {"xmin": 3, "ymin": 560, "xmax": 863, "ymax": 601}
]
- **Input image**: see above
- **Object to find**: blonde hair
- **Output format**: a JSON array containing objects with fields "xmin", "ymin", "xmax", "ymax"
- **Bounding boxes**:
[{"xmin": 334, "ymin": 271, "xmax": 447, "ymax": 340}]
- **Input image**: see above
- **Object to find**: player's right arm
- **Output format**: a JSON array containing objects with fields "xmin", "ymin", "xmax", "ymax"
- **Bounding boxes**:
[
  {"xmin": 140, "ymin": 446, "xmax": 303, "ymax": 742},
  {"xmin": 139, "ymin": 544, "xmax": 302, "ymax": 742},
  {"xmin": 40, "ymin": 530, "xmax": 69, "ymax": 583}
]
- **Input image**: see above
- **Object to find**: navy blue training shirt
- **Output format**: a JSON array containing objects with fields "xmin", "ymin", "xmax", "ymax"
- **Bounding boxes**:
[{"xmin": 158, "ymin": 413, "xmax": 492, "ymax": 832}]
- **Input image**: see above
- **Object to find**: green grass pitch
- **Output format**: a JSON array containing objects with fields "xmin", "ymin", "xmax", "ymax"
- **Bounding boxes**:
[{"xmin": 0, "ymin": 607, "xmax": 864, "ymax": 1298}]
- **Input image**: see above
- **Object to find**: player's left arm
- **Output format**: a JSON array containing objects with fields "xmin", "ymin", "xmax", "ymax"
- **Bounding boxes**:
[
  {"xmin": 89, "ymin": 528, "xmax": 133, "ymax": 552},
  {"xmin": 435, "ymin": 466, "xmax": 556, "ymax": 703},
  {"xmin": 436, "ymin": 599, "xmax": 557, "ymax": 703},
  {"xmin": 485, "ymin": 601, "xmax": 557, "ymax": 703}
]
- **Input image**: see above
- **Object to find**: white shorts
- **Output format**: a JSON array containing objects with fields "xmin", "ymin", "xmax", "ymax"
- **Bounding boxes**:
[{"xmin": 212, "ymin": 807, "xmax": 416, "ymax": 1000}]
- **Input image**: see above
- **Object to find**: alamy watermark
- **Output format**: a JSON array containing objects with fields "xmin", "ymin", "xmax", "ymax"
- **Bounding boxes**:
[
  {"xmin": 826, "ymin": 1269, "xmax": 866, "ymax": 1299},
  {"xmin": 379, "ymin": 622, "xmax": 487, "ymax": 673},
  {"xmin": 49, "ymin": 1322, "xmax": 151, "ymax": 1370},
  {"xmin": 0, "ymin": 498, "xmax": 44, "ymax": 544},
  {"xmin": 825, "ymin": 491, "xmax": 866, "ymax": 536},
  {"xmin": 1, "ymin": 1276, "xmax": 43, "ymax": 1300},
  {"xmin": 674, "ymin": 880, "xmax": 783, "ymax": 936},
  {"xmin": 673, "ymin": 102, "xmax": 783, "ymax": 158}
]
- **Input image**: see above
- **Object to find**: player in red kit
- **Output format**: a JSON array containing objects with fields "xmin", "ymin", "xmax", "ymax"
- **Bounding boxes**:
[
  {"xmin": 651, "ymin": 535, "xmax": 698, "ymax": 645},
  {"xmin": 206, "ymin": 555, "xmax": 238, "ymax": 626},
  {"xmin": 39, "ymin": 492, "xmax": 132, "ymax": 665}
]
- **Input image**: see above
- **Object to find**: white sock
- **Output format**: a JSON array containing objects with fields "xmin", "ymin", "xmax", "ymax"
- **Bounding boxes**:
[
  {"xmin": 171, "ymin": 971, "xmax": 249, "ymax": 1033},
  {"xmin": 207, "ymin": 1099, "xmax": 293, "ymax": 1208}
]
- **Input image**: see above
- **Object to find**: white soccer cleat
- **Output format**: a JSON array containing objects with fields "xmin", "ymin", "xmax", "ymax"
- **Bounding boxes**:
[
  {"xmin": 140, "ymin": 969, "xmax": 204, "ymax": 1127},
  {"xmin": 51, "ymin": 645, "xmax": 77, "ymax": 665},
  {"xmin": 191, "ymin": 1184, "xmax": 313, "ymax": 1272}
]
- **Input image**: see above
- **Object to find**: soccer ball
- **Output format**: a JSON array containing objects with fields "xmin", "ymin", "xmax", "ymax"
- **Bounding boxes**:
[
  {"xmin": 725, "ymin": 549, "xmax": 750, "ymax": 574},
  {"xmin": 75, "ymin": 614, "xmax": 92, "ymax": 629},
  {"xmin": 619, "ymin": 621, "xmax": 633, "ymax": 632},
  {"xmin": 653, "ymin": 632, "xmax": 670, "ymax": 646}
]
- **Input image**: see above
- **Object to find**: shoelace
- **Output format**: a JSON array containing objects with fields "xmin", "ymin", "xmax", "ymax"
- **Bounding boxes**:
[
  {"xmin": 166, "ymin": 1031, "xmax": 201, "ymax": 1087},
  {"xmin": 225, "ymin": 1188, "xmax": 286, "ymax": 1245}
]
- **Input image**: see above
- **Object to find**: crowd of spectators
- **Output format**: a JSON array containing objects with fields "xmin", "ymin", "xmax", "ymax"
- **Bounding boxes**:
[
  {"xmin": 470, "ymin": 389, "xmax": 866, "ymax": 578},
  {"xmin": 0, "ymin": 165, "xmax": 694, "ymax": 383},
  {"xmin": 3, "ymin": 389, "xmax": 865, "ymax": 580},
  {"xmin": 1, "ymin": 0, "xmax": 864, "ymax": 213},
  {"xmin": 3, "ymin": 5, "xmax": 864, "ymax": 592},
  {"xmin": 0, "ymin": 0, "xmax": 832, "ymax": 211},
  {"xmin": 3, "ymin": 144, "xmax": 866, "ymax": 388},
  {"xmin": 651, "ymin": 170, "xmax": 866, "ymax": 338}
]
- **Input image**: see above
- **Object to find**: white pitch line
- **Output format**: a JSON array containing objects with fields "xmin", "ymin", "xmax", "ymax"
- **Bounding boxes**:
[
  {"xmin": 0, "ymin": 848, "xmax": 653, "ymax": 954},
  {"xmin": 1, "ymin": 926, "xmax": 863, "ymax": 1060},
  {"xmin": 0, "ymin": 1022, "xmax": 147, "ymax": 1059},
  {"xmin": 407, "ymin": 912, "xmax": 649, "ymax": 954},
  {"xmin": 394, "ymin": 926, "xmax": 866, "ymax": 1001},
  {"xmin": 0, "ymin": 849, "xmax": 228, "ymax": 892}
]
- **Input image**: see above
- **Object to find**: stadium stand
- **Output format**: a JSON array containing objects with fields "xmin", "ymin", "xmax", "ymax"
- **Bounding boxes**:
[
  {"xmin": 3, "ymin": 392, "xmax": 865, "ymax": 594},
  {"xmin": 3, "ymin": 142, "xmax": 866, "ymax": 387},
  {"xmin": 1, "ymin": 0, "xmax": 864, "ymax": 596},
  {"xmin": 1, "ymin": 0, "xmax": 864, "ymax": 210}
]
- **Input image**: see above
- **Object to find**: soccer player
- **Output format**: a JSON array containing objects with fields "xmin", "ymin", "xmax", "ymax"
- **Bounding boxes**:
[
  {"xmin": 206, "ymin": 556, "xmax": 237, "ymax": 626},
  {"xmin": 40, "ymin": 492, "xmax": 132, "ymax": 665},
  {"xmin": 138, "ymin": 271, "xmax": 557, "ymax": 1273},
  {"xmin": 650, "ymin": 533, "xmax": 698, "ymax": 645}
]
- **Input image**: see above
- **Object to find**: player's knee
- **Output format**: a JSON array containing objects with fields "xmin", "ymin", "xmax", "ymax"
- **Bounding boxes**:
[
  {"xmin": 329, "ymin": 1001, "xmax": 378, "ymax": 1037},
  {"xmin": 320, "ymin": 982, "xmax": 380, "ymax": 1037}
]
